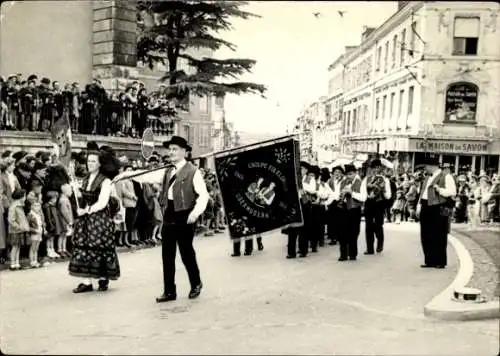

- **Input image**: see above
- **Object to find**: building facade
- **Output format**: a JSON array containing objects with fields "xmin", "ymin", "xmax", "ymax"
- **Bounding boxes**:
[
  {"xmin": 0, "ymin": 0, "xmax": 221, "ymax": 157},
  {"xmin": 336, "ymin": 1, "xmax": 500, "ymax": 174}
]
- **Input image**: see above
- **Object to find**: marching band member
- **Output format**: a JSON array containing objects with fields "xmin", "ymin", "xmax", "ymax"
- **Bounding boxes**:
[
  {"xmin": 285, "ymin": 161, "xmax": 312, "ymax": 259},
  {"xmin": 308, "ymin": 165, "xmax": 328, "ymax": 253},
  {"xmin": 327, "ymin": 165, "xmax": 345, "ymax": 246},
  {"xmin": 416, "ymin": 154, "xmax": 456, "ymax": 269},
  {"xmin": 363, "ymin": 158, "xmax": 391, "ymax": 255},
  {"xmin": 338, "ymin": 164, "xmax": 367, "ymax": 261}
]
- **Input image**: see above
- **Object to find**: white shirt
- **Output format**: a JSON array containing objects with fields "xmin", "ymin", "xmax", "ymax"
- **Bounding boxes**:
[
  {"xmin": 302, "ymin": 176, "xmax": 316, "ymax": 194},
  {"xmin": 86, "ymin": 172, "xmax": 112, "ymax": 214},
  {"xmin": 318, "ymin": 181, "xmax": 335, "ymax": 206},
  {"xmin": 420, "ymin": 169, "xmax": 457, "ymax": 200},
  {"xmin": 330, "ymin": 177, "xmax": 343, "ymax": 201}
]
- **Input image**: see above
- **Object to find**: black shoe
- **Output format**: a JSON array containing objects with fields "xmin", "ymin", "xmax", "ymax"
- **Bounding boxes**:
[
  {"xmin": 73, "ymin": 283, "xmax": 93, "ymax": 293},
  {"xmin": 189, "ymin": 283, "xmax": 203, "ymax": 299},
  {"xmin": 376, "ymin": 247, "xmax": 383, "ymax": 253},
  {"xmin": 257, "ymin": 242, "xmax": 264, "ymax": 251},
  {"xmin": 364, "ymin": 251, "xmax": 374, "ymax": 255},
  {"xmin": 420, "ymin": 264, "xmax": 435, "ymax": 268},
  {"xmin": 231, "ymin": 252, "xmax": 241, "ymax": 257},
  {"xmin": 286, "ymin": 255, "xmax": 296, "ymax": 259},
  {"xmin": 338, "ymin": 257, "xmax": 348, "ymax": 262},
  {"xmin": 97, "ymin": 279, "xmax": 109, "ymax": 291},
  {"xmin": 299, "ymin": 253, "xmax": 307, "ymax": 258},
  {"xmin": 349, "ymin": 256, "xmax": 357, "ymax": 261},
  {"xmin": 311, "ymin": 248, "xmax": 318, "ymax": 253},
  {"xmin": 156, "ymin": 292, "xmax": 177, "ymax": 303},
  {"xmin": 434, "ymin": 265, "xmax": 446, "ymax": 269},
  {"xmin": 243, "ymin": 250, "xmax": 252, "ymax": 256}
]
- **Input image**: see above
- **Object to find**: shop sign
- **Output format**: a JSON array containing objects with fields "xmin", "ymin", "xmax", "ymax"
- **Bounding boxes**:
[
  {"xmin": 350, "ymin": 140, "xmax": 378, "ymax": 153},
  {"xmin": 413, "ymin": 139, "xmax": 489, "ymax": 154}
]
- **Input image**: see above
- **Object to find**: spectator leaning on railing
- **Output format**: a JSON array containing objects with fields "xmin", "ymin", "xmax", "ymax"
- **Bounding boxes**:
[{"xmin": 1, "ymin": 74, "xmax": 177, "ymax": 138}]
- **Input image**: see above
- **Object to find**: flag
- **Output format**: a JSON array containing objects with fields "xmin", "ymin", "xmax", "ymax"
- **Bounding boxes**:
[
  {"xmin": 51, "ymin": 111, "xmax": 72, "ymax": 168},
  {"xmin": 214, "ymin": 137, "xmax": 303, "ymax": 241}
]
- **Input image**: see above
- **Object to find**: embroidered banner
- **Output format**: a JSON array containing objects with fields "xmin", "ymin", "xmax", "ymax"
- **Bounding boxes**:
[{"xmin": 214, "ymin": 137, "xmax": 303, "ymax": 240}]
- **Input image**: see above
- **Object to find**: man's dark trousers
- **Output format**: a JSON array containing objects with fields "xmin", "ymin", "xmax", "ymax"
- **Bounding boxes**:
[{"xmin": 161, "ymin": 201, "xmax": 201, "ymax": 294}]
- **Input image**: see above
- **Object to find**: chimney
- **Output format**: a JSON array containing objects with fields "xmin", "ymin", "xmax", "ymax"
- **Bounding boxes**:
[{"xmin": 361, "ymin": 26, "xmax": 376, "ymax": 42}]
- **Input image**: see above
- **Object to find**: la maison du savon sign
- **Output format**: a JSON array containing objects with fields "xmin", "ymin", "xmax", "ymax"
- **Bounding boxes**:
[{"xmin": 412, "ymin": 139, "xmax": 489, "ymax": 154}]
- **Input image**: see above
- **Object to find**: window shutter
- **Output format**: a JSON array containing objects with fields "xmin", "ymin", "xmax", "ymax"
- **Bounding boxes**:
[{"xmin": 454, "ymin": 17, "xmax": 480, "ymax": 38}]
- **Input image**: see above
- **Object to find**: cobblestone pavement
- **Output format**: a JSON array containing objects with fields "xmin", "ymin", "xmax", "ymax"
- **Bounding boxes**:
[{"xmin": 1, "ymin": 223, "xmax": 498, "ymax": 355}]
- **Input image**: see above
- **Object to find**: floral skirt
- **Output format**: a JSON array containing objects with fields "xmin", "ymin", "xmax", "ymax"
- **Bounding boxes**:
[{"xmin": 68, "ymin": 210, "xmax": 120, "ymax": 280}]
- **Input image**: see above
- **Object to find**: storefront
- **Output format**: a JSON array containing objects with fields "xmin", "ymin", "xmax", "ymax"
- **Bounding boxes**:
[{"xmin": 347, "ymin": 136, "xmax": 500, "ymax": 174}]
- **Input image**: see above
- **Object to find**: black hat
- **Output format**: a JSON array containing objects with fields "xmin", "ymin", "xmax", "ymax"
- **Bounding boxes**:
[
  {"xmin": 344, "ymin": 164, "xmax": 357, "ymax": 174},
  {"xmin": 27, "ymin": 74, "xmax": 38, "ymax": 82},
  {"xmin": 300, "ymin": 161, "xmax": 310, "ymax": 170},
  {"xmin": 12, "ymin": 151, "xmax": 28, "ymax": 163},
  {"xmin": 35, "ymin": 151, "xmax": 44, "ymax": 159},
  {"xmin": 44, "ymin": 165, "xmax": 70, "ymax": 192},
  {"xmin": 1, "ymin": 150, "xmax": 12, "ymax": 159},
  {"xmin": 40, "ymin": 77, "xmax": 51, "ymax": 85},
  {"xmin": 12, "ymin": 188, "xmax": 26, "ymax": 200},
  {"xmin": 98, "ymin": 149, "xmax": 120, "ymax": 180},
  {"xmin": 87, "ymin": 141, "xmax": 100, "ymax": 151},
  {"xmin": 370, "ymin": 159, "xmax": 382, "ymax": 168},
  {"xmin": 421, "ymin": 154, "xmax": 440, "ymax": 166},
  {"xmin": 331, "ymin": 165, "xmax": 344, "ymax": 174},
  {"xmin": 163, "ymin": 136, "xmax": 191, "ymax": 151},
  {"xmin": 308, "ymin": 165, "xmax": 321, "ymax": 178}
]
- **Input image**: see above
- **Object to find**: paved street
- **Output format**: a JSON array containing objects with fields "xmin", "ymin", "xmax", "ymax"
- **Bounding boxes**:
[{"xmin": 1, "ymin": 223, "xmax": 498, "ymax": 355}]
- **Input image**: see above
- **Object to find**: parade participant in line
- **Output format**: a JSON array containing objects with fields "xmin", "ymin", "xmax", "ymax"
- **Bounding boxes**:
[
  {"xmin": 338, "ymin": 164, "xmax": 367, "ymax": 261},
  {"xmin": 284, "ymin": 161, "xmax": 312, "ymax": 259},
  {"xmin": 327, "ymin": 164, "xmax": 345, "ymax": 246},
  {"xmin": 68, "ymin": 148, "xmax": 121, "ymax": 293},
  {"xmin": 416, "ymin": 155, "xmax": 456, "ymax": 269},
  {"xmin": 307, "ymin": 165, "xmax": 326, "ymax": 253},
  {"xmin": 156, "ymin": 136, "xmax": 209, "ymax": 303},
  {"xmin": 363, "ymin": 158, "xmax": 391, "ymax": 255}
]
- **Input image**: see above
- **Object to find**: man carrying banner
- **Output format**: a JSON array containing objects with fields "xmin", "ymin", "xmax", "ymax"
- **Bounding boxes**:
[{"xmin": 338, "ymin": 164, "xmax": 367, "ymax": 261}]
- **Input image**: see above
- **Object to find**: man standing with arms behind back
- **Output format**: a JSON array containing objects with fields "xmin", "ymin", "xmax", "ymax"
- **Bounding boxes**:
[
  {"xmin": 416, "ymin": 154, "xmax": 457, "ymax": 269},
  {"xmin": 156, "ymin": 136, "xmax": 209, "ymax": 302}
]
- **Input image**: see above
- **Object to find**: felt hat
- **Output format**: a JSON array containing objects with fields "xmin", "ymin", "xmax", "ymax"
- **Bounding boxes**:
[
  {"xmin": 369, "ymin": 158, "xmax": 382, "ymax": 168},
  {"xmin": 308, "ymin": 165, "xmax": 321, "ymax": 177},
  {"xmin": 40, "ymin": 77, "xmax": 51, "ymax": 85},
  {"xmin": 331, "ymin": 164, "xmax": 344, "ymax": 174},
  {"xmin": 17, "ymin": 162, "xmax": 32, "ymax": 173},
  {"xmin": 86, "ymin": 141, "xmax": 100, "ymax": 151},
  {"xmin": 344, "ymin": 164, "xmax": 357, "ymax": 174},
  {"xmin": 12, "ymin": 151, "xmax": 28, "ymax": 163},
  {"xmin": 299, "ymin": 161, "xmax": 311, "ymax": 170},
  {"xmin": 27, "ymin": 74, "xmax": 38, "ymax": 82},
  {"xmin": 163, "ymin": 136, "xmax": 191, "ymax": 151},
  {"xmin": 1, "ymin": 150, "xmax": 12, "ymax": 159}
]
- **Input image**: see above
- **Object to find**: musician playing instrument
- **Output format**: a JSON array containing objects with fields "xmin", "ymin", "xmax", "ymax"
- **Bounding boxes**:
[
  {"xmin": 327, "ymin": 165, "xmax": 345, "ymax": 245},
  {"xmin": 363, "ymin": 158, "xmax": 391, "ymax": 255},
  {"xmin": 338, "ymin": 164, "xmax": 367, "ymax": 261},
  {"xmin": 308, "ymin": 165, "xmax": 333, "ymax": 252}
]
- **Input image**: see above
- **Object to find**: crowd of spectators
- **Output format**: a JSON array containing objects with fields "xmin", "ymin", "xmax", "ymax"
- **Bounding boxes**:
[
  {"xmin": 0, "ymin": 73, "xmax": 177, "ymax": 138},
  {"xmin": 0, "ymin": 145, "xmax": 226, "ymax": 270}
]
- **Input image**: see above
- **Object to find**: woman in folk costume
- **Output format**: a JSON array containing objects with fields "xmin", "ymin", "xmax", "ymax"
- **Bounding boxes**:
[{"xmin": 68, "ymin": 146, "xmax": 121, "ymax": 293}]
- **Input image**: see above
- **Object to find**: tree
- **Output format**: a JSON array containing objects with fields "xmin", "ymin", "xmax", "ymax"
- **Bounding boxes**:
[{"xmin": 137, "ymin": 0, "xmax": 267, "ymax": 115}]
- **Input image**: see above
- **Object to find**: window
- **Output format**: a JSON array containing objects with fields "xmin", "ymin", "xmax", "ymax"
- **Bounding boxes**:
[
  {"xmin": 352, "ymin": 108, "xmax": 357, "ymax": 133},
  {"xmin": 444, "ymin": 82, "xmax": 478, "ymax": 122},
  {"xmin": 397, "ymin": 89, "xmax": 404, "ymax": 129},
  {"xmin": 347, "ymin": 111, "xmax": 351, "ymax": 135},
  {"xmin": 375, "ymin": 99, "xmax": 380, "ymax": 120},
  {"xmin": 183, "ymin": 124, "xmax": 191, "ymax": 142},
  {"xmin": 392, "ymin": 34, "xmax": 397, "ymax": 67},
  {"xmin": 382, "ymin": 95, "xmax": 387, "ymax": 119},
  {"xmin": 407, "ymin": 86, "xmax": 414, "ymax": 116},
  {"xmin": 389, "ymin": 92, "xmax": 395, "ymax": 129},
  {"xmin": 376, "ymin": 46, "xmax": 382, "ymax": 71},
  {"xmin": 384, "ymin": 41, "xmax": 389, "ymax": 73},
  {"xmin": 400, "ymin": 29, "xmax": 406, "ymax": 64},
  {"xmin": 198, "ymin": 95, "xmax": 208, "ymax": 112},
  {"xmin": 410, "ymin": 21, "xmax": 417, "ymax": 57},
  {"xmin": 453, "ymin": 17, "xmax": 479, "ymax": 55}
]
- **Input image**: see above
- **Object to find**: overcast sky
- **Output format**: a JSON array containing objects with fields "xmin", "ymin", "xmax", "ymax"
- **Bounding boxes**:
[{"xmin": 216, "ymin": 1, "xmax": 398, "ymax": 135}]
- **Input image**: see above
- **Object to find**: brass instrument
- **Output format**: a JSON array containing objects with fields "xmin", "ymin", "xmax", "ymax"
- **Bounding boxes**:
[{"xmin": 367, "ymin": 174, "xmax": 386, "ymax": 200}]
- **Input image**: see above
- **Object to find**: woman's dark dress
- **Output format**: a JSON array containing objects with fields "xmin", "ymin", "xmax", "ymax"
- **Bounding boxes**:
[{"xmin": 68, "ymin": 173, "xmax": 120, "ymax": 280}]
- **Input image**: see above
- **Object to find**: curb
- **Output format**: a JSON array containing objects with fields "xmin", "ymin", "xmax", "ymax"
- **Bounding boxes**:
[{"xmin": 424, "ymin": 233, "xmax": 500, "ymax": 321}]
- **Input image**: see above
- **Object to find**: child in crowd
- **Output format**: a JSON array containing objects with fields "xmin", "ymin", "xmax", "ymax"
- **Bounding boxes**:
[
  {"xmin": 27, "ymin": 201, "xmax": 44, "ymax": 268},
  {"xmin": 151, "ymin": 183, "xmax": 163, "ymax": 244},
  {"xmin": 8, "ymin": 188, "xmax": 29, "ymax": 270},
  {"xmin": 43, "ymin": 191, "xmax": 63, "ymax": 259},
  {"xmin": 58, "ymin": 183, "xmax": 74, "ymax": 257},
  {"xmin": 391, "ymin": 188, "xmax": 406, "ymax": 224}
]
